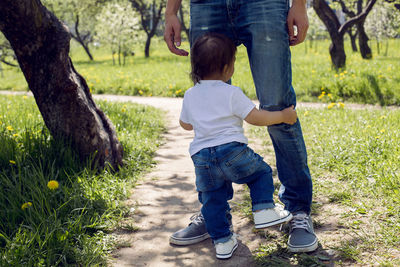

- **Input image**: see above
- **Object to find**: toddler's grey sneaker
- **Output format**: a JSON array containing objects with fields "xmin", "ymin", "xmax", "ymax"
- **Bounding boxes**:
[
  {"xmin": 215, "ymin": 234, "xmax": 238, "ymax": 259},
  {"xmin": 169, "ymin": 213, "xmax": 210, "ymax": 245},
  {"xmin": 287, "ymin": 212, "xmax": 318, "ymax": 253},
  {"xmin": 253, "ymin": 204, "xmax": 292, "ymax": 229}
]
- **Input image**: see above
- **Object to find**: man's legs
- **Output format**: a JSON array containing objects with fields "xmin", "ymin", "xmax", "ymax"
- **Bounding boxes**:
[{"xmin": 235, "ymin": 0, "xmax": 317, "ymax": 252}]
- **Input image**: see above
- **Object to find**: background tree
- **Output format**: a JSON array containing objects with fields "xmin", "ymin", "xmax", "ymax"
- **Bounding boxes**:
[
  {"xmin": 365, "ymin": 1, "xmax": 400, "ymax": 55},
  {"xmin": 42, "ymin": 0, "xmax": 102, "ymax": 61},
  {"xmin": 0, "ymin": 33, "xmax": 17, "ymax": 68},
  {"xmin": 96, "ymin": 1, "xmax": 142, "ymax": 65},
  {"xmin": 128, "ymin": 0, "xmax": 166, "ymax": 57},
  {"xmin": 335, "ymin": 0, "xmax": 374, "ymax": 59},
  {"xmin": 0, "ymin": 0, "xmax": 123, "ymax": 169},
  {"xmin": 306, "ymin": 7, "xmax": 329, "ymax": 53},
  {"xmin": 178, "ymin": 0, "xmax": 190, "ymax": 41},
  {"xmin": 313, "ymin": 0, "xmax": 377, "ymax": 69}
]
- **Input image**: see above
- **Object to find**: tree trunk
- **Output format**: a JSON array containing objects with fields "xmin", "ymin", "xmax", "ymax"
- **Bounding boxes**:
[
  {"xmin": 179, "ymin": 5, "xmax": 190, "ymax": 41},
  {"xmin": 348, "ymin": 28, "xmax": 358, "ymax": 52},
  {"xmin": 357, "ymin": 19, "xmax": 372, "ymax": 59},
  {"xmin": 73, "ymin": 36, "xmax": 94, "ymax": 61},
  {"xmin": 71, "ymin": 14, "xmax": 94, "ymax": 61},
  {"xmin": 0, "ymin": 0, "xmax": 123, "ymax": 169},
  {"xmin": 329, "ymin": 35, "xmax": 346, "ymax": 69},
  {"xmin": 145, "ymin": 36, "xmax": 151, "ymax": 58}
]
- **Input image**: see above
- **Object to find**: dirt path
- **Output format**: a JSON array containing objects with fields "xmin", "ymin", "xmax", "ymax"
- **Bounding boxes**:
[{"xmin": 93, "ymin": 95, "xmax": 263, "ymax": 267}]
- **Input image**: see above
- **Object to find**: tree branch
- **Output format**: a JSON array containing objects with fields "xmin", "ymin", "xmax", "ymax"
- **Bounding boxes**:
[{"xmin": 338, "ymin": 0, "xmax": 377, "ymax": 35}]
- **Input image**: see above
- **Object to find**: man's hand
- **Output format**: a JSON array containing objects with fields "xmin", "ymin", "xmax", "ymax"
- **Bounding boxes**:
[
  {"xmin": 287, "ymin": 0, "xmax": 309, "ymax": 46},
  {"xmin": 164, "ymin": 14, "xmax": 189, "ymax": 56}
]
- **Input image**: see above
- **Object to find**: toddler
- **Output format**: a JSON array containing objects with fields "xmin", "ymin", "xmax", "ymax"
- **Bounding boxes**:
[{"xmin": 179, "ymin": 32, "xmax": 297, "ymax": 259}]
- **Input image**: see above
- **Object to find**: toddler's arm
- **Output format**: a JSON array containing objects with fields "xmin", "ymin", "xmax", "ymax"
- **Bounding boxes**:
[
  {"xmin": 179, "ymin": 119, "xmax": 193, "ymax": 130},
  {"xmin": 245, "ymin": 105, "xmax": 297, "ymax": 126}
]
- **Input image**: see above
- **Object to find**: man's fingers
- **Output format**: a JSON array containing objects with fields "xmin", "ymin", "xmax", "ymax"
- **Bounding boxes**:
[
  {"xmin": 287, "ymin": 18, "xmax": 295, "ymax": 40},
  {"xmin": 174, "ymin": 32, "xmax": 181, "ymax": 47}
]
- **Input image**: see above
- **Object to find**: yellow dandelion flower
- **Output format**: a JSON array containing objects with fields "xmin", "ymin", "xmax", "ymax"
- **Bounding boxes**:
[
  {"xmin": 327, "ymin": 93, "xmax": 333, "ymax": 99},
  {"xmin": 380, "ymin": 129, "xmax": 385, "ymax": 133},
  {"xmin": 139, "ymin": 90, "xmax": 143, "ymax": 95},
  {"xmin": 304, "ymin": 111, "xmax": 309, "ymax": 117},
  {"xmin": 23, "ymin": 96, "xmax": 28, "ymax": 99},
  {"xmin": 9, "ymin": 160, "xmax": 16, "ymax": 165},
  {"xmin": 340, "ymin": 72, "xmax": 345, "ymax": 76},
  {"xmin": 318, "ymin": 94, "xmax": 324, "ymax": 99},
  {"xmin": 121, "ymin": 108, "xmax": 126, "ymax": 113},
  {"xmin": 6, "ymin": 125, "xmax": 13, "ymax": 131},
  {"xmin": 366, "ymin": 125, "xmax": 371, "ymax": 128},
  {"xmin": 327, "ymin": 103, "xmax": 336, "ymax": 109},
  {"xmin": 375, "ymin": 135, "xmax": 381, "ymax": 139},
  {"xmin": 21, "ymin": 202, "xmax": 32, "ymax": 210},
  {"xmin": 169, "ymin": 84, "xmax": 173, "ymax": 89},
  {"xmin": 320, "ymin": 87, "xmax": 325, "ymax": 91},
  {"xmin": 334, "ymin": 74, "xmax": 339, "ymax": 78},
  {"xmin": 13, "ymin": 133, "xmax": 19, "ymax": 137},
  {"xmin": 337, "ymin": 102, "xmax": 345, "ymax": 108},
  {"xmin": 47, "ymin": 180, "xmax": 59, "ymax": 190}
]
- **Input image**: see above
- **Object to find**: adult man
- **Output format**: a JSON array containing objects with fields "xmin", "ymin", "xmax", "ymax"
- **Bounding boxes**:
[{"xmin": 164, "ymin": 0, "xmax": 318, "ymax": 252}]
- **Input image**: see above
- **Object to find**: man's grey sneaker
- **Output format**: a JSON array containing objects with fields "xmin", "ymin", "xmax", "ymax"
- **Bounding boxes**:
[
  {"xmin": 215, "ymin": 234, "xmax": 238, "ymax": 259},
  {"xmin": 287, "ymin": 212, "xmax": 318, "ymax": 253},
  {"xmin": 169, "ymin": 213, "xmax": 210, "ymax": 245},
  {"xmin": 253, "ymin": 204, "xmax": 292, "ymax": 229}
]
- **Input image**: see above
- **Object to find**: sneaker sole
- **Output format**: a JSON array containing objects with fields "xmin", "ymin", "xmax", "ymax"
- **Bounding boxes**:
[
  {"xmin": 216, "ymin": 242, "xmax": 238, "ymax": 259},
  {"xmin": 288, "ymin": 239, "xmax": 318, "ymax": 253},
  {"xmin": 169, "ymin": 233, "xmax": 210, "ymax": 246},
  {"xmin": 255, "ymin": 213, "xmax": 293, "ymax": 229}
]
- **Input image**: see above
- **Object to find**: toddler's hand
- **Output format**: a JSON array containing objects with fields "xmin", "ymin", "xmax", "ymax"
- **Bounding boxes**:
[{"xmin": 282, "ymin": 105, "xmax": 297, "ymax": 125}]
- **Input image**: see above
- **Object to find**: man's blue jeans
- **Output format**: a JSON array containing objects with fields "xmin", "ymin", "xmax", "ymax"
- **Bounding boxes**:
[
  {"xmin": 192, "ymin": 142, "xmax": 276, "ymax": 242},
  {"xmin": 189, "ymin": 0, "xmax": 313, "ymax": 214}
]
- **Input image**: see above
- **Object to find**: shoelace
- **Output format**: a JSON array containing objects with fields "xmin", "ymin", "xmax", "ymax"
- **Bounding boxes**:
[
  {"xmin": 189, "ymin": 212, "xmax": 205, "ymax": 225},
  {"xmin": 290, "ymin": 213, "xmax": 310, "ymax": 231}
]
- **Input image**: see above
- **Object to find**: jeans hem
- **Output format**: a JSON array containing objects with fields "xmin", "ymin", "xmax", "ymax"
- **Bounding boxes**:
[
  {"xmin": 252, "ymin": 201, "xmax": 275, "ymax": 212},
  {"xmin": 213, "ymin": 233, "xmax": 232, "ymax": 244}
]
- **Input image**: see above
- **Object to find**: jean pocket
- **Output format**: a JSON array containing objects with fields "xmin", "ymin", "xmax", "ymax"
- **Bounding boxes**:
[
  {"xmin": 194, "ymin": 164, "xmax": 215, "ymax": 192},
  {"xmin": 224, "ymin": 147, "xmax": 260, "ymax": 180}
]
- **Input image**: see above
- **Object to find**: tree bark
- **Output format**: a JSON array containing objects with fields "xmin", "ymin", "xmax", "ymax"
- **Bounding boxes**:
[
  {"xmin": 357, "ymin": 20, "xmax": 372, "ymax": 59},
  {"xmin": 0, "ymin": 0, "xmax": 123, "ymax": 169},
  {"xmin": 179, "ymin": 5, "xmax": 190, "ymax": 41},
  {"xmin": 356, "ymin": 0, "xmax": 372, "ymax": 59},
  {"xmin": 144, "ymin": 36, "xmax": 151, "ymax": 58},
  {"xmin": 347, "ymin": 27, "xmax": 358, "ymax": 52}
]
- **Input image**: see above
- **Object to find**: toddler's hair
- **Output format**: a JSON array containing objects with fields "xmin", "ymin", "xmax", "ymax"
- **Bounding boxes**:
[{"xmin": 190, "ymin": 32, "xmax": 236, "ymax": 84}]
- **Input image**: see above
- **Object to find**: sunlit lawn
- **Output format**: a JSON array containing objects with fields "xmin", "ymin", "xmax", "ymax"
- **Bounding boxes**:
[
  {"xmin": 1, "ymin": 38, "xmax": 399, "ymax": 105},
  {"xmin": 249, "ymin": 106, "xmax": 400, "ymax": 266},
  {"xmin": 0, "ymin": 95, "xmax": 164, "ymax": 265}
]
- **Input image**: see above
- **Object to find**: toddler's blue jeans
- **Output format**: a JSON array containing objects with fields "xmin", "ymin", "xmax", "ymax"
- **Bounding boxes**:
[
  {"xmin": 189, "ymin": 0, "xmax": 313, "ymax": 217},
  {"xmin": 192, "ymin": 142, "xmax": 275, "ymax": 243}
]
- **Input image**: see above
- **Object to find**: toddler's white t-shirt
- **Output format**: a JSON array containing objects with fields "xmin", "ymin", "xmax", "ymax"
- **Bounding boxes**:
[{"xmin": 180, "ymin": 80, "xmax": 255, "ymax": 156}]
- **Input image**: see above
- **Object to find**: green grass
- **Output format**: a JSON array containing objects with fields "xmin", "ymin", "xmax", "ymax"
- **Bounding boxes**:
[
  {"xmin": 248, "ymin": 106, "xmax": 400, "ymax": 266},
  {"xmin": 0, "ymin": 95, "xmax": 164, "ymax": 266},
  {"xmin": 1, "ymin": 38, "xmax": 400, "ymax": 105}
]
